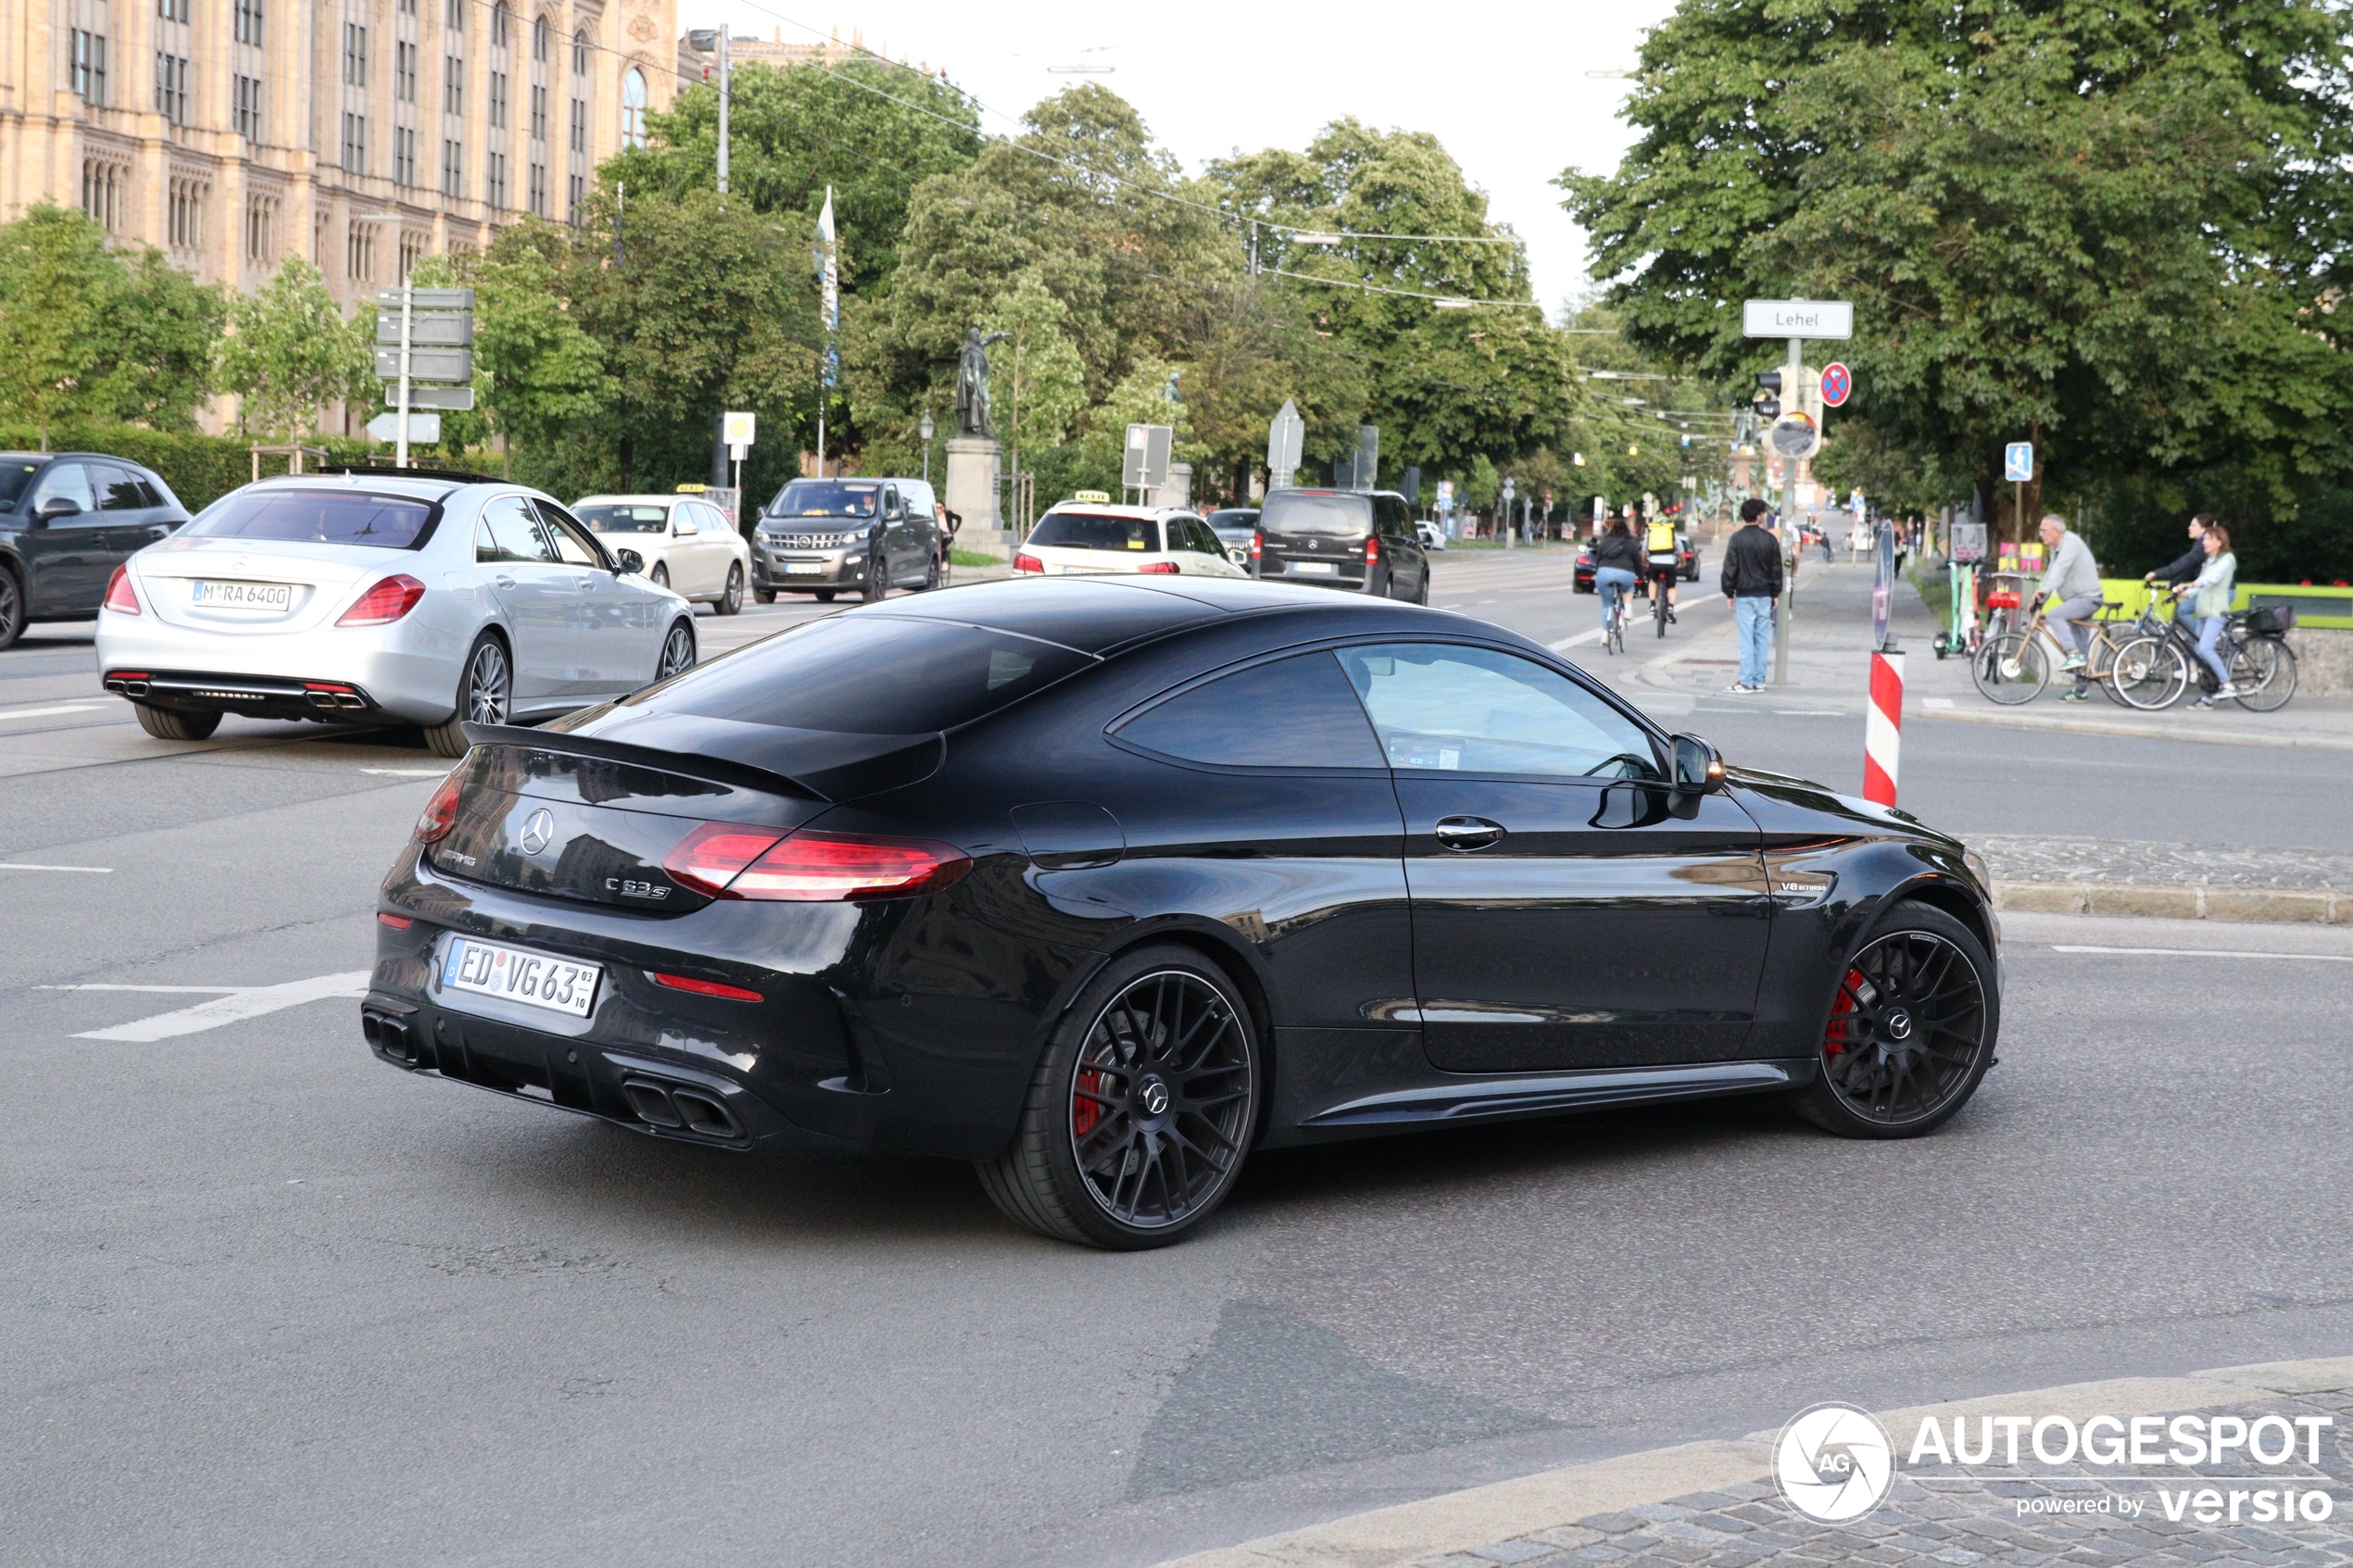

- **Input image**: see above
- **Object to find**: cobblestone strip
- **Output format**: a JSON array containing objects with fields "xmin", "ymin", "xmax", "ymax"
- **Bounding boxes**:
[{"xmin": 1972, "ymin": 837, "xmax": 2353, "ymax": 894}]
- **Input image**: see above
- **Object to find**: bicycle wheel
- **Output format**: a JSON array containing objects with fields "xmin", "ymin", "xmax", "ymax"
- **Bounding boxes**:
[
  {"xmin": 1608, "ymin": 605, "xmax": 1624, "ymax": 656},
  {"xmin": 1972, "ymin": 632, "xmax": 2050, "ymax": 705},
  {"xmin": 2231, "ymin": 637, "xmax": 2296, "ymax": 712},
  {"xmin": 1655, "ymin": 583, "xmax": 1670, "ymax": 638},
  {"xmin": 2108, "ymin": 634, "xmax": 2188, "ymax": 710}
]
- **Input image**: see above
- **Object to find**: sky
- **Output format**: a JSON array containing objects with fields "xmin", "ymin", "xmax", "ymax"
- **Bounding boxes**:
[{"xmin": 676, "ymin": 0, "xmax": 1685, "ymax": 318}]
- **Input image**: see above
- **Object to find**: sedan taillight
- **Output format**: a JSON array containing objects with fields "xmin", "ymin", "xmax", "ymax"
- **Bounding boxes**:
[
  {"xmin": 103, "ymin": 566, "xmax": 141, "ymax": 616},
  {"xmin": 1013, "ymin": 551, "xmax": 1044, "ymax": 574},
  {"xmin": 338, "ymin": 574, "xmax": 427, "ymax": 627},
  {"xmin": 415, "ymin": 773, "xmax": 463, "ymax": 843},
  {"xmin": 1137, "ymin": 560, "xmax": 1179, "ymax": 574},
  {"xmin": 661, "ymin": 822, "xmax": 970, "ymax": 902}
]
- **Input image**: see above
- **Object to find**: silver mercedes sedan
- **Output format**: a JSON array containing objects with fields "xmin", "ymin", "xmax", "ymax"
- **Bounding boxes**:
[{"xmin": 94, "ymin": 472, "xmax": 698, "ymax": 756}]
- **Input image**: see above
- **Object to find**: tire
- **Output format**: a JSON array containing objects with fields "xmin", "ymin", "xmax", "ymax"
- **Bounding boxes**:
[
  {"xmin": 2108, "ymin": 633, "xmax": 2187, "ymax": 710},
  {"xmin": 424, "ymin": 633, "xmax": 510, "ymax": 758},
  {"xmin": 650, "ymin": 562, "xmax": 670, "ymax": 590},
  {"xmin": 917, "ymin": 553, "xmax": 941, "ymax": 592},
  {"xmin": 0, "ymin": 564, "xmax": 22, "ymax": 652},
  {"xmin": 975, "ymin": 944, "xmax": 1261, "ymax": 1250},
  {"xmin": 1415, "ymin": 571, "xmax": 1429, "ymax": 607},
  {"xmin": 133, "ymin": 703, "xmax": 221, "ymax": 741},
  {"xmin": 1787, "ymin": 901, "xmax": 1998, "ymax": 1139},
  {"xmin": 1971, "ymin": 632, "xmax": 2049, "ymax": 705},
  {"xmin": 861, "ymin": 555, "xmax": 886, "ymax": 603},
  {"xmin": 815, "ymin": 589, "xmax": 837, "ymax": 603},
  {"xmin": 2232, "ymin": 637, "xmax": 2296, "ymax": 712},
  {"xmin": 656, "ymin": 620, "xmax": 696, "ymax": 682},
  {"xmin": 754, "ymin": 588, "xmax": 775, "ymax": 605},
  {"xmin": 715, "ymin": 561, "xmax": 743, "ymax": 616}
]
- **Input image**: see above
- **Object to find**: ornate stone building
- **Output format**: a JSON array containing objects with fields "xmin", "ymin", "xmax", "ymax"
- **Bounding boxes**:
[{"xmin": 0, "ymin": 0, "xmax": 678, "ymax": 307}]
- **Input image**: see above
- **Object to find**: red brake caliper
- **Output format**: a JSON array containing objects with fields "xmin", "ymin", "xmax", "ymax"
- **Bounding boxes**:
[
  {"xmin": 1825, "ymin": 968, "xmax": 1866, "ymax": 1056},
  {"xmin": 1072, "ymin": 1067, "xmax": 1101, "ymax": 1139}
]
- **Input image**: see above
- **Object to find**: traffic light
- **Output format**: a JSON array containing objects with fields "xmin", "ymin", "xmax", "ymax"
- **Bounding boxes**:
[{"xmin": 1754, "ymin": 370, "xmax": 1783, "ymax": 421}]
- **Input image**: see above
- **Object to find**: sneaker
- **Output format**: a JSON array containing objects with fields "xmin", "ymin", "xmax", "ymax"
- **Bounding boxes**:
[
  {"xmin": 1667, "ymin": 607, "xmax": 1680, "ymax": 624},
  {"xmin": 2212, "ymin": 683, "xmax": 2238, "ymax": 698},
  {"xmin": 2057, "ymin": 688, "xmax": 2091, "ymax": 703},
  {"xmin": 2059, "ymin": 654, "xmax": 2087, "ymax": 672},
  {"xmin": 2191, "ymin": 696, "xmax": 2218, "ymax": 709}
]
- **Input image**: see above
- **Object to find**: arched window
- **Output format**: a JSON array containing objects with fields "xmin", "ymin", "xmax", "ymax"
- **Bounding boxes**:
[
  {"xmin": 621, "ymin": 68, "xmax": 647, "ymax": 148},
  {"xmin": 532, "ymin": 14, "xmax": 548, "ymax": 62},
  {"xmin": 572, "ymin": 29, "xmax": 587, "ymax": 75},
  {"xmin": 490, "ymin": 1, "xmax": 509, "ymax": 48}
]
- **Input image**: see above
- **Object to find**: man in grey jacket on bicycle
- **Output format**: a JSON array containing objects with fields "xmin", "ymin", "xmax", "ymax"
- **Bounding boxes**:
[{"xmin": 2037, "ymin": 515, "xmax": 2103, "ymax": 676}]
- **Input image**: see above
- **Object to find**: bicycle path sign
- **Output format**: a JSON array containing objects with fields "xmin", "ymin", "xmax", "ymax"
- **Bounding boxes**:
[{"xmin": 2005, "ymin": 442, "xmax": 2033, "ymax": 483}]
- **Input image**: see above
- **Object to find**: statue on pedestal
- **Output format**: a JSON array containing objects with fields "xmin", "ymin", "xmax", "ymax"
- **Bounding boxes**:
[{"xmin": 954, "ymin": 327, "xmax": 1009, "ymax": 439}]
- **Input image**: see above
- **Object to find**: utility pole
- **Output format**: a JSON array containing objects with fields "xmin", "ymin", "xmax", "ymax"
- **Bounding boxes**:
[
  {"xmin": 395, "ymin": 280, "xmax": 412, "ymax": 470},
  {"xmin": 1776, "ymin": 332, "xmax": 1800, "ymax": 686},
  {"xmin": 715, "ymin": 26, "xmax": 730, "ymax": 203}
]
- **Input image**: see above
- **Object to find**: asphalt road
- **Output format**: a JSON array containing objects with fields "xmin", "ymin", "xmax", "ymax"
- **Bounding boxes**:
[{"xmin": 4, "ymin": 558, "xmax": 2349, "ymax": 1568}]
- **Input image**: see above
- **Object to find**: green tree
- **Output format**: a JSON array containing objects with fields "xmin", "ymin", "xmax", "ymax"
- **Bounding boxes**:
[
  {"xmin": 980, "ymin": 272, "xmax": 1087, "ymax": 455},
  {"xmin": 0, "ymin": 205, "xmax": 112, "ymax": 448},
  {"xmin": 466, "ymin": 223, "xmax": 615, "ymax": 475},
  {"xmin": 98, "ymin": 245, "xmax": 228, "ymax": 432},
  {"xmin": 215, "ymin": 257, "xmax": 371, "ymax": 449},
  {"xmin": 1560, "ymin": 0, "xmax": 2353, "ymax": 541}
]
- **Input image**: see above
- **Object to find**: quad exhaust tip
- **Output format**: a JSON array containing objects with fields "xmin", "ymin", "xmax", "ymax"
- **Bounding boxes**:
[
  {"xmin": 361, "ymin": 1009, "xmax": 423, "ymax": 1068},
  {"xmin": 621, "ymin": 1076, "xmax": 742, "ymax": 1139}
]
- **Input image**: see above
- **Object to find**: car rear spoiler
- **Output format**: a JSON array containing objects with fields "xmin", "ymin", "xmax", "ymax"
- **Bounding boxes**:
[{"xmin": 458, "ymin": 721, "xmax": 946, "ymax": 805}]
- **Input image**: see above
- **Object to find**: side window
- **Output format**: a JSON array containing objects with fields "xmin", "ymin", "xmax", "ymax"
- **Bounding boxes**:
[
  {"xmin": 883, "ymin": 487, "xmax": 900, "ymax": 520},
  {"xmin": 135, "ymin": 475, "xmax": 170, "ymax": 509},
  {"xmin": 93, "ymin": 464, "xmax": 146, "ymax": 510},
  {"xmin": 1335, "ymin": 643, "xmax": 1663, "ymax": 781},
  {"xmin": 535, "ymin": 501, "xmax": 604, "ymax": 566},
  {"xmin": 26, "ymin": 462, "xmax": 96, "ymax": 515},
  {"xmin": 1186, "ymin": 519, "xmax": 1218, "ymax": 555},
  {"xmin": 477, "ymin": 495, "xmax": 555, "ymax": 562},
  {"xmin": 1115, "ymin": 652, "xmax": 1384, "ymax": 770}
]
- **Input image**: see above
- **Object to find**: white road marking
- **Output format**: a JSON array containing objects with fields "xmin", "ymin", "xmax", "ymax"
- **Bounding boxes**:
[
  {"xmin": 360, "ymin": 768, "xmax": 450, "ymax": 777},
  {"xmin": 1548, "ymin": 629, "xmax": 1604, "ymax": 650},
  {"xmin": 41, "ymin": 984, "xmax": 244, "ymax": 994},
  {"xmin": 1924, "ymin": 697, "xmax": 1957, "ymax": 709},
  {"xmin": 1775, "ymin": 709, "xmax": 1844, "ymax": 716},
  {"xmin": 0, "ymin": 862, "xmax": 112, "ymax": 873},
  {"xmin": 0, "ymin": 703, "xmax": 107, "ymax": 722},
  {"xmin": 2051, "ymin": 945, "xmax": 2353, "ymax": 963},
  {"xmin": 73, "ymin": 971, "xmax": 372, "ymax": 1041}
]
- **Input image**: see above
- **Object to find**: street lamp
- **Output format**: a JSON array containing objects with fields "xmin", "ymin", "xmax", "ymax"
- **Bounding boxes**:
[{"xmin": 920, "ymin": 410, "xmax": 936, "ymax": 486}]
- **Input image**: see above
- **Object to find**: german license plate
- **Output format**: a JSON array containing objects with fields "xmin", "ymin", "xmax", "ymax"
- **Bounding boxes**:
[
  {"xmin": 784, "ymin": 561, "xmax": 826, "ymax": 575},
  {"xmin": 193, "ymin": 580, "xmax": 294, "ymax": 610},
  {"xmin": 440, "ymin": 936, "xmax": 600, "ymax": 1018},
  {"xmin": 1287, "ymin": 559, "xmax": 1338, "ymax": 577}
]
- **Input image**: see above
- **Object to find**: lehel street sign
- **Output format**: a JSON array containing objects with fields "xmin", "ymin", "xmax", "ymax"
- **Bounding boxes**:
[
  {"xmin": 384, "ymin": 384, "xmax": 475, "ymax": 411},
  {"xmin": 373, "ymin": 345, "xmax": 472, "ymax": 383},
  {"xmin": 1743, "ymin": 299, "xmax": 1853, "ymax": 339},
  {"xmin": 1819, "ymin": 362, "xmax": 1852, "ymax": 407},
  {"xmin": 2005, "ymin": 442, "xmax": 2034, "ymax": 482}
]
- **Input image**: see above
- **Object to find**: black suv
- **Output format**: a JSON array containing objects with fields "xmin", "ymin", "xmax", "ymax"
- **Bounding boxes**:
[
  {"xmin": 0, "ymin": 452, "xmax": 192, "ymax": 649},
  {"xmin": 1255, "ymin": 488, "xmax": 1429, "ymax": 603}
]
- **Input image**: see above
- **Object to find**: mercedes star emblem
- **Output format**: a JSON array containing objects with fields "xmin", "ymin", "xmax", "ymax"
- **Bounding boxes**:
[{"xmin": 519, "ymin": 809, "xmax": 556, "ymax": 856}]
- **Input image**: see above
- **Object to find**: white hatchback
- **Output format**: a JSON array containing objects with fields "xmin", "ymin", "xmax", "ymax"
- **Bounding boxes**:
[
  {"xmin": 573, "ymin": 494, "xmax": 751, "ymax": 615},
  {"xmin": 1013, "ymin": 505, "xmax": 1248, "ymax": 580}
]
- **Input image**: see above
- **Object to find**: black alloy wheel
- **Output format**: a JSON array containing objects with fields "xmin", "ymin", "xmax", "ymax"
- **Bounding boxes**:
[
  {"xmin": 978, "ymin": 946, "xmax": 1259, "ymax": 1249},
  {"xmin": 425, "ymin": 633, "xmax": 510, "ymax": 758},
  {"xmin": 919, "ymin": 553, "xmax": 941, "ymax": 592},
  {"xmin": 715, "ymin": 561, "xmax": 743, "ymax": 616},
  {"xmin": 657, "ymin": 621, "xmax": 697, "ymax": 681},
  {"xmin": 1789, "ymin": 903, "xmax": 1996, "ymax": 1137},
  {"xmin": 0, "ymin": 566, "xmax": 21, "ymax": 651}
]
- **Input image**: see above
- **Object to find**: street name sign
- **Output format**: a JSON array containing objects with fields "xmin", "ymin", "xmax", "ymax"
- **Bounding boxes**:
[
  {"xmin": 375, "ymin": 287, "xmax": 474, "ymax": 312},
  {"xmin": 374, "ymin": 313, "xmax": 473, "ymax": 346},
  {"xmin": 384, "ymin": 384, "xmax": 475, "ymax": 411},
  {"xmin": 2005, "ymin": 442, "xmax": 2033, "ymax": 482},
  {"xmin": 374, "ymin": 345, "xmax": 472, "ymax": 383},
  {"xmin": 367, "ymin": 411, "xmax": 441, "ymax": 445},
  {"xmin": 1743, "ymin": 299, "xmax": 1853, "ymax": 339}
]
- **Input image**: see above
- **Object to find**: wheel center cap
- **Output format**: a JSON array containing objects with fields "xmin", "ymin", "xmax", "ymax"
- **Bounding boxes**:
[
  {"xmin": 1884, "ymin": 1008, "xmax": 1915, "ymax": 1042},
  {"xmin": 1138, "ymin": 1076, "xmax": 1171, "ymax": 1117}
]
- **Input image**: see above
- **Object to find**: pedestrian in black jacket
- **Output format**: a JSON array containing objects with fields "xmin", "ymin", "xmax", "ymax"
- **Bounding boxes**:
[
  {"xmin": 1719, "ymin": 498, "xmax": 1784, "ymax": 692},
  {"xmin": 2144, "ymin": 514, "xmax": 2212, "ymax": 623}
]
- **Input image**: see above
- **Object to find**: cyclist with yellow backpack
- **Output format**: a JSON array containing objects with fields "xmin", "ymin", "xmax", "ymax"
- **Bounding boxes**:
[{"xmin": 1642, "ymin": 508, "xmax": 1680, "ymax": 626}]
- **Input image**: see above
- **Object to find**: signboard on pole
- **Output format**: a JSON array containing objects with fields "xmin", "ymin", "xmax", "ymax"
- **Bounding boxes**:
[
  {"xmin": 1266, "ymin": 400, "xmax": 1303, "ymax": 489},
  {"xmin": 384, "ymin": 384, "xmax": 475, "ymax": 411},
  {"xmin": 1123, "ymin": 423, "xmax": 1173, "ymax": 491},
  {"xmin": 2004, "ymin": 442, "xmax": 2034, "ymax": 483},
  {"xmin": 1351, "ymin": 425, "xmax": 1378, "ymax": 492},
  {"xmin": 1743, "ymin": 299, "xmax": 1853, "ymax": 339},
  {"xmin": 367, "ymin": 411, "xmax": 441, "ymax": 445},
  {"xmin": 1819, "ymin": 362, "xmax": 1852, "ymax": 407},
  {"xmin": 374, "ymin": 346, "xmax": 472, "ymax": 383}
]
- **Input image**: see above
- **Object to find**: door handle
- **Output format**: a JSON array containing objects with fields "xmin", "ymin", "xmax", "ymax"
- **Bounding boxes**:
[
  {"xmin": 1433, "ymin": 816, "xmax": 1504, "ymax": 851},
  {"xmin": 495, "ymin": 574, "xmax": 516, "ymax": 589}
]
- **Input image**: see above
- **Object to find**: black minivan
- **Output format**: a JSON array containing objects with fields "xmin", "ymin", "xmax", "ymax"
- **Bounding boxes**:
[
  {"xmin": 1255, "ymin": 488, "xmax": 1430, "ymax": 604},
  {"xmin": 0, "ymin": 452, "xmax": 192, "ymax": 650}
]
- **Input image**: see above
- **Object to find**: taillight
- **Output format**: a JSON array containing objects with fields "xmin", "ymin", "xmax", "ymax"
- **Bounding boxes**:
[
  {"xmin": 649, "ymin": 972, "xmax": 763, "ymax": 1002},
  {"xmin": 377, "ymin": 912, "xmax": 413, "ymax": 930},
  {"xmin": 1249, "ymin": 531, "xmax": 1263, "ymax": 560},
  {"xmin": 1013, "ymin": 551, "xmax": 1044, "ymax": 574},
  {"xmin": 661, "ymin": 823, "xmax": 786, "ymax": 897},
  {"xmin": 414, "ymin": 773, "xmax": 463, "ymax": 843},
  {"xmin": 1365, "ymin": 534, "xmax": 1380, "ymax": 565},
  {"xmin": 338, "ymin": 574, "xmax": 427, "ymax": 626},
  {"xmin": 1138, "ymin": 560, "xmax": 1179, "ymax": 574},
  {"xmin": 103, "ymin": 566, "xmax": 141, "ymax": 616}
]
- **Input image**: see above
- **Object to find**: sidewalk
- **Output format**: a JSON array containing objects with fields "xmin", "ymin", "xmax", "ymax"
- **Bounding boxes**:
[{"xmin": 1162, "ymin": 1357, "xmax": 2353, "ymax": 1568}]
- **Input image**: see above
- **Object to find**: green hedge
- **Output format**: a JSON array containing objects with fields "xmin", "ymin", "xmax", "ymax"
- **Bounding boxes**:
[{"xmin": 0, "ymin": 424, "xmax": 379, "ymax": 513}]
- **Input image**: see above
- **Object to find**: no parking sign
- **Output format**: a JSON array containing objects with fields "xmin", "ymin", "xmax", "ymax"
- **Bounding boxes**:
[{"xmin": 1819, "ymin": 362, "xmax": 1852, "ymax": 408}]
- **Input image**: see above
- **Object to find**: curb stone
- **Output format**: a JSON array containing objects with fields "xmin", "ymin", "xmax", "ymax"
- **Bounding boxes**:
[
  {"xmin": 1994, "ymin": 880, "xmax": 2344, "ymax": 924},
  {"xmin": 1155, "ymin": 1357, "xmax": 2353, "ymax": 1568}
]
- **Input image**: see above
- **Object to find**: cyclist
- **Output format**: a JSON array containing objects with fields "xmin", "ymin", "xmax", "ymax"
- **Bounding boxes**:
[
  {"xmin": 1642, "ymin": 507, "xmax": 1681, "ymax": 625},
  {"xmin": 1592, "ymin": 513, "xmax": 1642, "ymax": 636},
  {"xmin": 2144, "ymin": 513, "xmax": 2212, "ymax": 625},
  {"xmin": 2034, "ymin": 514, "xmax": 2103, "ymax": 690},
  {"xmin": 2176, "ymin": 521, "xmax": 2238, "ymax": 708}
]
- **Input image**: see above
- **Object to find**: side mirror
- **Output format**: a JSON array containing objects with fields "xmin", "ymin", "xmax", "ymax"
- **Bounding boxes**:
[
  {"xmin": 1670, "ymin": 733, "xmax": 1725, "ymax": 794},
  {"xmin": 615, "ymin": 548, "xmax": 645, "ymax": 576},
  {"xmin": 34, "ymin": 496, "xmax": 81, "ymax": 524}
]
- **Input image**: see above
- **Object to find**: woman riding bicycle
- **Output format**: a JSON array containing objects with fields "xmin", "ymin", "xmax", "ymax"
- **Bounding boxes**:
[
  {"xmin": 1592, "ymin": 513, "xmax": 1642, "ymax": 635},
  {"xmin": 2175, "ymin": 522, "xmax": 2238, "ymax": 708}
]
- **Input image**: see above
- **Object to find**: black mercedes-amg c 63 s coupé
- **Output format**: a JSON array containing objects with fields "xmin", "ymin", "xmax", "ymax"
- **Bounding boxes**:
[{"xmin": 365, "ymin": 576, "xmax": 2001, "ymax": 1248}]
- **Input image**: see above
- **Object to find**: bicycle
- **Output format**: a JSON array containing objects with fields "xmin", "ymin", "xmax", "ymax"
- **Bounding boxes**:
[
  {"xmin": 1604, "ymin": 582, "xmax": 1629, "ymax": 655},
  {"xmin": 1972, "ymin": 594, "xmax": 2189, "ymax": 709},
  {"xmin": 2127, "ymin": 599, "xmax": 2297, "ymax": 711},
  {"xmin": 1653, "ymin": 568, "xmax": 1673, "ymax": 638}
]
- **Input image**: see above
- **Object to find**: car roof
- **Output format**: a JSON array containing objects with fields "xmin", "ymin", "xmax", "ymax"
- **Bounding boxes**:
[
  {"xmin": 1037, "ymin": 502, "xmax": 1194, "ymax": 521},
  {"xmin": 857, "ymin": 574, "xmax": 1461, "ymax": 657},
  {"xmin": 574, "ymin": 494, "xmax": 690, "ymax": 507},
  {"xmin": 236, "ymin": 472, "xmax": 490, "ymax": 503},
  {"xmin": 0, "ymin": 450, "xmax": 150, "ymax": 467}
]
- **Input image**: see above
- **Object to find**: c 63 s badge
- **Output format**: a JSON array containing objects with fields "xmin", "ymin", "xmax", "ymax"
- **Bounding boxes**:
[{"xmin": 606, "ymin": 878, "xmax": 672, "ymax": 901}]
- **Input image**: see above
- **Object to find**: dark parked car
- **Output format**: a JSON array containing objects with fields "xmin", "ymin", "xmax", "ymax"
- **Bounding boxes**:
[
  {"xmin": 0, "ymin": 452, "xmax": 191, "ymax": 649},
  {"xmin": 1203, "ymin": 507, "xmax": 1258, "ymax": 571},
  {"xmin": 751, "ymin": 478, "xmax": 945, "ymax": 603},
  {"xmin": 365, "ymin": 577, "xmax": 2002, "ymax": 1249},
  {"xmin": 1255, "ymin": 487, "xmax": 1430, "ymax": 603},
  {"xmin": 1575, "ymin": 531, "xmax": 1697, "ymax": 592}
]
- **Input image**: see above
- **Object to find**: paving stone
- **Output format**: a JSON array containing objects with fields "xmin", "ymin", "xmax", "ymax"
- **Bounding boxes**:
[
  {"xmin": 1582, "ymin": 1513, "xmax": 1650, "ymax": 1536},
  {"xmin": 1468, "ymin": 1544, "xmax": 1561, "ymax": 1564},
  {"xmin": 1532, "ymin": 1527, "xmax": 1607, "ymax": 1551},
  {"xmin": 1631, "ymin": 1503, "xmax": 1700, "ymax": 1524}
]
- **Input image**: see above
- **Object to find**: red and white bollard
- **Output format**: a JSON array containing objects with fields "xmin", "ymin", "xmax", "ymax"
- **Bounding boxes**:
[{"xmin": 1863, "ymin": 647, "xmax": 1905, "ymax": 806}]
